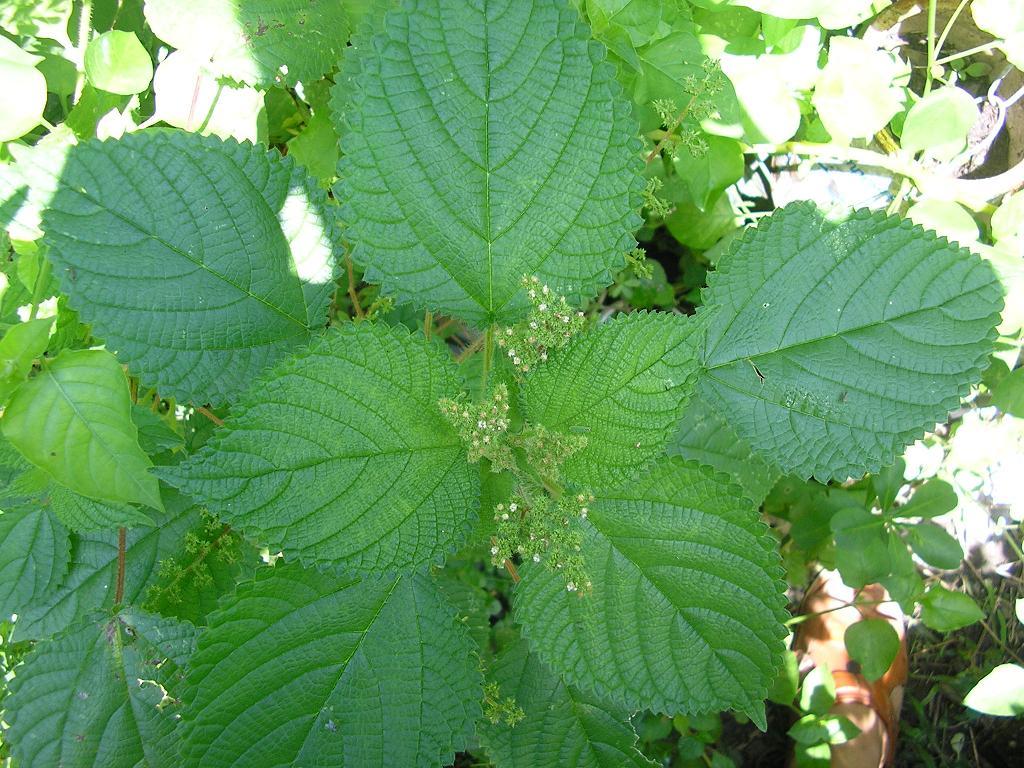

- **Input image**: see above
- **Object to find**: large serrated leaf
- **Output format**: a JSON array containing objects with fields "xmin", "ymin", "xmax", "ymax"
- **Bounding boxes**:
[
  {"xmin": 698, "ymin": 203, "xmax": 1002, "ymax": 481},
  {"xmin": 0, "ymin": 505, "xmax": 69, "ymax": 617},
  {"xmin": 182, "ymin": 563, "xmax": 482, "ymax": 768},
  {"xmin": 160, "ymin": 322, "xmax": 479, "ymax": 574},
  {"xmin": 515, "ymin": 458, "xmax": 787, "ymax": 728},
  {"xmin": 669, "ymin": 394, "xmax": 782, "ymax": 505},
  {"xmin": 479, "ymin": 635, "xmax": 657, "ymax": 768},
  {"xmin": 522, "ymin": 312, "xmax": 704, "ymax": 488},
  {"xmin": 145, "ymin": 0, "xmax": 350, "ymax": 87},
  {"xmin": 335, "ymin": 0, "xmax": 643, "ymax": 325},
  {"xmin": 4, "ymin": 609, "xmax": 195, "ymax": 768},
  {"xmin": 39, "ymin": 130, "xmax": 339, "ymax": 405},
  {"xmin": 48, "ymin": 482, "xmax": 155, "ymax": 531},
  {"xmin": 1, "ymin": 349, "xmax": 162, "ymax": 510},
  {"xmin": 14, "ymin": 487, "xmax": 199, "ymax": 641}
]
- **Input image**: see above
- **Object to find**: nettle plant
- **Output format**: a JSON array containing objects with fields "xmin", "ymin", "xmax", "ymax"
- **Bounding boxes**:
[{"xmin": 0, "ymin": 0, "xmax": 1006, "ymax": 766}]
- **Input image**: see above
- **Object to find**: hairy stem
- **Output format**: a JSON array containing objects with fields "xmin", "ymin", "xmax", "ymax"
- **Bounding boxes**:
[
  {"xmin": 924, "ymin": 0, "xmax": 938, "ymax": 96},
  {"xmin": 115, "ymin": 527, "xmax": 127, "ymax": 605},
  {"xmin": 645, "ymin": 91, "xmax": 700, "ymax": 164},
  {"xmin": 480, "ymin": 325, "xmax": 494, "ymax": 395},
  {"xmin": 345, "ymin": 251, "xmax": 365, "ymax": 319},
  {"xmin": 196, "ymin": 405, "xmax": 224, "ymax": 426}
]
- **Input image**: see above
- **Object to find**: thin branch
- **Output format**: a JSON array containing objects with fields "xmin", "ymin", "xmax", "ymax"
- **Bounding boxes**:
[
  {"xmin": 115, "ymin": 527, "xmax": 127, "ymax": 605},
  {"xmin": 345, "ymin": 251, "xmax": 365, "ymax": 319},
  {"xmin": 196, "ymin": 405, "xmax": 224, "ymax": 427}
]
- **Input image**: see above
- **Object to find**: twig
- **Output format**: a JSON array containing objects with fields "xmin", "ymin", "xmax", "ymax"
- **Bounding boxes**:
[
  {"xmin": 115, "ymin": 527, "xmax": 127, "ymax": 605},
  {"xmin": 345, "ymin": 251, "xmax": 365, "ymax": 319},
  {"xmin": 196, "ymin": 405, "xmax": 224, "ymax": 427}
]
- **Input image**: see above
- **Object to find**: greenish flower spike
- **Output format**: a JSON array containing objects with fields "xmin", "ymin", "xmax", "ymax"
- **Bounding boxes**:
[
  {"xmin": 491, "ymin": 489, "xmax": 593, "ymax": 596},
  {"xmin": 482, "ymin": 681, "xmax": 525, "ymax": 727},
  {"xmin": 496, "ymin": 277, "xmax": 587, "ymax": 374},
  {"xmin": 439, "ymin": 383, "xmax": 515, "ymax": 470}
]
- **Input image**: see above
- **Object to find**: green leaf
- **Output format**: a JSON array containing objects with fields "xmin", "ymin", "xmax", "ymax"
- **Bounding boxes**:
[
  {"xmin": 972, "ymin": 0, "xmax": 1024, "ymax": 69},
  {"xmin": 5, "ymin": 609, "xmax": 195, "ymax": 768},
  {"xmin": 515, "ymin": 458, "xmax": 787, "ymax": 728},
  {"xmin": 844, "ymin": 619, "xmax": 901, "ymax": 682},
  {"xmin": 0, "ymin": 37, "xmax": 47, "ymax": 142},
  {"xmin": 900, "ymin": 87, "xmax": 979, "ymax": 161},
  {"xmin": 288, "ymin": 112, "xmax": 338, "ymax": 187},
  {"xmin": 161, "ymin": 323, "xmax": 479, "ymax": 574},
  {"xmin": 0, "ymin": 505, "xmax": 69, "ymax": 617},
  {"xmin": 698, "ymin": 203, "xmax": 1002, "ymax": 482},
  {"xmin": 144, "ymin": 0, "xmax": 349, "ymax": 87},
  {"xmin": 830, "ymin": 509, "xmax": 892, "ymax": 588},
  {"xmin": 522, "ymin": 312, "xmax": 704, "ymax": 489},
  {"xmin": 669, "ymin": 393, "xmax": 782, "ymax": 505},
  {"xmin": 729, "ymin": 0, "xmax": 876, "ymax": 29},
  {"xmin": 131, "ymin": 404, "xmax": 185, "ymax": 454},
  {"xmin": 907, "ymin": 198, "xmax": 979, "ymax": 245},
  {"xmin": 904, "ymin": 521, "xmax": 963, "ymax": 569},
  {"xmin": 84, "ymin": 30, "xmax": 154, "ymax": 95},
  {"xmin": 895, "ymin": 478, "xmax": 958, "ymax": 519},
  {"xmin": 151, "ymin": 51, "xmax": 264, "ymax": 142},
  {"xmin": 0, "ymin": 317, "xmax": 53, "ymax": 402},
  {"xmin": 920, "ymin": 586, "xmax": 984, "ymax": 632},
  {"xmin": 335, "ymin": 0, "xmax": 643, "ymax": 325},
  {"xmin": 674, "ymin": 136, "xmax": 744, "ymax": 212},
  {"xmin": 1, "ymin": 349, "xmax": 162, "ymax": 510},
  {"xmin": 183, "ymin": 563, "xmax": 481, "ymax": 767},
  {"xmin": 39, "ymin": 130, "xmax": 339, "ymax": 405},
  {"xmin": 478, "ymin": 635, "xmax": 657, "ymax": 768},
  {"xmin": 48, "ymin": 482, "xmax": 155, "ymax": 531},
  {"xmin": 14, "ymin": 488, "xmax": 198, "ymax": 640},
  {"xmin": 993, "ymin": 366, "xmax": 1024, "ymax": 417},
  {"xmin": 788, "ymin": 714, "xmax": 860, "ymax": 746},
  {"xmin": 812, "ymin": 37, "xmax": 907, "ymax": 143},
  {"xmin": 799, "ymin": 665, "xmax": 836, "ymax": 716},
  {"xmin": 964, "ymin": 664, "xmax": 1024, "ymax": 716}
]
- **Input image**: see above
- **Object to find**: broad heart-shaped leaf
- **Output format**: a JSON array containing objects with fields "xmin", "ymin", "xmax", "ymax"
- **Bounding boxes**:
[
  {"xmin": 698, "ymin": 204, "xmax": 1002, "ymax": 482},
  {"xmin": 160, "ymin": 323, "xmax": 479, "ymax": 574},
  {"xmin": 39, "ymin": 129, "xmax": 340, "ymax": 405},
  {"xmin": 5, "ymin": 609, "xmax": 195, "ymax": 768},
  {"xmin": 0, "ymin": 505, "xmax": 69, "ymax": 617},
  {"xmin": 335, "ymin": 0, "xmax": 643, "ymax": 325},
  {"xmin": 1, "ymin": 349, "xmax": 162, "ymax": 510},
  {"xmin": 183, "ymin": 563, "xmax": 481, "ymax": 768},
  {"xmin": 145, "ymin": 0, "xmax": 349, "ymax": 87},
  {"xmin": 669, "ymin": 393, "xmax": 782, "ymax": 506},
  {"xmin": 14, "ymin": 487, "xmax": 199, "ymax": 641},
  {"xmin": 521, "ymin": 312, "xmax": 704, "ymax": 489},
  {"xmin": 515, "ymin": 458, "xmax": 787, "ymax": 729},
  {"xmin": 479, "ymin": 635, "xmax": 657, "ymax": 768}
]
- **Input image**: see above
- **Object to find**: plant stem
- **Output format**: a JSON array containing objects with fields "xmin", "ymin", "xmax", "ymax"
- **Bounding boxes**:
[
  {"xmin": 924, "ymin": 0, "xmax": 938, "ymax": 96},
  {"xmin": 28, "ymin": 258, "xmax": 52, "ymax": 321},
  {"xmin": 480, "ymin": 325, "xmax": 494, "ymax": 395},
  {"xmin": 424, "ymin": 310, "xmax": 432, "ymax": 341},
  {"xmin": 73, "ymin": 0, "xmax": 93, "ymax": 105},
  {"xmin": 115, "ymin": 527, "xmax": 126, "ymax": 605},
  {"xmin": 344, "ymin": 251, "xmax": 365, "ymax": 319},
  {"xmin": 934, "ymin": 39, "xmax": 1006, "ymax": 67},
  {"xmin": 645, "ymin": 91, "xmax": 700, "ymax": 164},
  {"xmin": 196, "ymin": 405, "xmax": 224, "ymax": 426},
  {"xmin": 934, "ymin": 0, "xmax": 972, "ymax": 63}
]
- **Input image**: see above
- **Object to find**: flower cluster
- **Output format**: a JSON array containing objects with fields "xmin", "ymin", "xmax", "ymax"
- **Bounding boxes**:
[
  {"xmin": 438, "ymin": 383, "xmax": 514, "ymax": 468},
  {"xmin": 490, "ymin": 490, "xmax": 594, "ymax": 595},
  {"xmin": 482, "ymin": 682, "xmax": 525, "ymax": 727},
  {"xmin": 509, "ymin": 423, "xmax": 587, "ymax": 484},
  {"xmin": 497, "ymin": 276, "xmax": 586, "ymax": 375}
]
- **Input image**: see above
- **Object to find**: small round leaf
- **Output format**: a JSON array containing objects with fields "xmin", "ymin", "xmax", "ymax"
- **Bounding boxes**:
[
  {"xmin": 844, "ymin": 619, "xmax": 900, "ymax": 681},
  {"xmin": 84, "ymin": 30, "xmax": 153, "ymax": 95}
]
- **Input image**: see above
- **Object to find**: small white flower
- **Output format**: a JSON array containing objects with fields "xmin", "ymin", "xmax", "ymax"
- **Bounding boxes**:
[
  {"xmin": 532, "ymin": 553, "xmax": 541, "ymax": 563},
  {"xmin": 509, "ymin": 503, "xmax": 518, "ymax": 512},
  {"xmin": 538, "ymin": 303, "xmax": 548, "ymax": 312},
  {"xmin": 566, "ymin": 582, "xmax": 576, "ymax": 592},
  {"xmin": 490, "ymin": 546, "xmax": 500, "ymax": 555}
]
